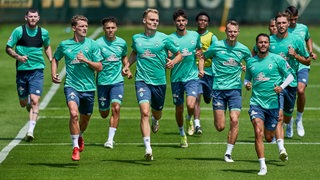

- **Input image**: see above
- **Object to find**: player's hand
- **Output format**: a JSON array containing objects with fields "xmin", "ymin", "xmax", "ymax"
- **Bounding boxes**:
[
  {"xmin": 52, "ymin": 74, "xmax": 61, "ymax": 84},
  {"xmin": 17, "ymin": 55, "xmax": 28, "ymax": 63},
  {"xmin": 310, "ymin": 52, "xmax": 317, "ymax": 60},
  {"xmin": 241, "ymin": 63, "xmax": 246, "ymax": 72},
  {"xmin": 274, "ymin": 84, "xmax": 282, "ymax": 94},
  {"xmin": 245, "ymin": 82, "xmax": 252, "ymax": 90},
  {"xmin": 76, "ymin": 51, "xmax": 88, "ymax": 63},
  {"xmin": 288, "ymin": 46, "xmax": 296, "ymax": 57},
  {"xmin": 122, "ymin": 67, "xmax": 133, "ymax": 79},
  {"xmin": 166, "ymin": 58, "xmax": 174, "ymax": 69}
]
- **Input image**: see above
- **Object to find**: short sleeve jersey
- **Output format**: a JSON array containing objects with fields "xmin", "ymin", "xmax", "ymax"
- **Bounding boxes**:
[
  {"xmin": 197, "ymin": 31, "xmax": 218, "ymax": 75},
  {"xmin": 96, "ymin": 36, "xmax": 127, "ymax": 85},
  {"xmin": 204, "ymin": 40, "xmax": 251, "ymax": 90},
  {"xmin": 54, "ymin": 37, "xmax": 103, "ymax": 92},
  {"xmin": 288, "ymin": 23, "xmax": 311, "ymax": 71},
  {"xmin": 169, "ymin": 30, "xmax": 201, "ymax": 82},
  {"xmin": 6, "ymin": 25, "xmax": 50, "ymax": 70},
  {"xmin": 131, "ymin": 31, "xmax": 179, "ymax": 85},
  {"xmin": 269, "ymin": 33, "xmax": 309, "ymax": 87},
  {"xmin": 245, "ymin": 53, "xmax": 292, "ymax": 109}
]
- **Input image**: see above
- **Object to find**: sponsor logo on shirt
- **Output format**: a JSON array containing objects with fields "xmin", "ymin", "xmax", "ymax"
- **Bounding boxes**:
[
  {"xmin": 223, "ymin": 58, "xmax": 238, "ymax": 66},
  {"xmin": 181, "ymin": 48, "xmax": 192, "ymax": 57},
  {"xmin": 106, "ymin": 54, "xmax": 120, "ymax": 61},
  {"xmin": 254, "ymin": 72, "xmax": 270, "ymax": 81},
  {"xmin": 141, "ymin": 49, "xmax": 156, "ymax": 58}
]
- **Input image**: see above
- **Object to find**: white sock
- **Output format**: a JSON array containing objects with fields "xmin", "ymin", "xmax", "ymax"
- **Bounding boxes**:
[
  {"xmin": 71, "ymin": 134, "xmax": 79, "ymax": 148},
  {"xmin": 108, "ymin": 127, "xmax": 117, "ymax": 142},
  {"xmin": 259, "ymin": 158, "xmax": 266, "ymax": 169},
  {"xmin": 194, "ymin": 119, "xmax": 200, "ymax": 127},
  {"xmin": 276, "ymin": 139, "xmax": 285, "ymax": 152},
  {"xmin": 178, "ymin": 126, "xmax": 185, "ymax": 136},
  {"xmin": 143, "ymin": 137, "xmax": 152, "ymax": 152},
  {"xmin": 296, "ymin": 112, "xmax": 303, "ymax": 121},
  {"xmin": 27, "ymin": 120, "xmax": 36, "ymax": 133},
  {"xmin": 225, "ymin": 143, "xmax": 234, "ymax": 155}
]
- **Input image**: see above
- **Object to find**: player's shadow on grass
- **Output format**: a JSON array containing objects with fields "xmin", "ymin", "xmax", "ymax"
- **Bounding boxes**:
[
  {"xmin": 175, "ymin": 157, "xmax": 223, "ymax": 161},
  {"xmin": 221, "ymin": 169, "xmax": 257, "ymax": 174},
  {"xmin": 0, "ymin": 137, "xmax": 24, "ymax": 141},
  {"xmin": 28, "ymin": 163, "xmax": 79, "ymax": 169},
  {"xmin": 102, "ymin": 159, "xmax": 152, "ymax": 166},
  {"xmin": 232, "ymin": 159, "xmax": 287, "ymax": 167}
]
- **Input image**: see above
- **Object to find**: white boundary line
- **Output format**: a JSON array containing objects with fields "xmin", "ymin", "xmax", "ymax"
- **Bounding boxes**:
[{"xmin": 0, "ymin": 28, "xmax": 102, "ymax": 164}]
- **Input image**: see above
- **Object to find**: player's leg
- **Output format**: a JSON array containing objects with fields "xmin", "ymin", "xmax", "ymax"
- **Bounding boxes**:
[
  {"xmin": 295, "ymin": 68, "xmax": 309, "ymax": 137},
  {"xmin": 25, "ymin": 70, "xmax": 44, "ymax": 141},
  {"xmin": 104, "ymin": 82, "xmax": 124, "ymax": 148}
]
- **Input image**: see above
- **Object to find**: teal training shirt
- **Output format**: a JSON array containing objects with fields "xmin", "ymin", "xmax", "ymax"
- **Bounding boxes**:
[
  {"xmin": 204, "ymin": 40, "xmax": 251, "ymax": 90},
  {"xmin": 288, "ymin": 23, "xmax": 311, "ymax": 71},
  {"xmin": 131, "ymin": 31, "xmax": 180, "ymax": 85},
  {"xmin": 269, "ymin": 33, "xmax": 309, "ymax": 87},
  {"xmin": 54, "ymin": 37, "xmax": 103, "ymax": 92},
  {"xmin": 96, "ymin": 36, "xmax": 127, "ymax": 85},
  {"xmin": 245, "ymin": 52, "xmax": 292, "ymax": 109},
  {"xmin": 6, "ymin": 25, "xmax": 50, "ymax": 70},
  {"xmin": 169, "ymin": 30, "xmax": 201, "ymax": 82}
]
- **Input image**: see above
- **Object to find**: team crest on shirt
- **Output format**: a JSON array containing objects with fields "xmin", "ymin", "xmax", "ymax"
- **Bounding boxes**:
[
  {"xmin": 299, "ymin": 32, "xmax": 305, "ymax": 38},
  {"xmin": 154, "ymin": 41, "xmax": 160, "ymax": 47},
  {"xmin": 268, "ymin": 64, "xmax": 273, "ymax": 69},
  {"xmin": 254, "ymin": 72, "xmax": 270, "ymax": 81},
  {"xmin": 84, "ymin": 46, "xmax": 90, "ymax": 53}
]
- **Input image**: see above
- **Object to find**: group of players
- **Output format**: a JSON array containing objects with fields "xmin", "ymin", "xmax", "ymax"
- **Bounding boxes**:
[{"xmin": 5, "ymin": 6, "xmax": 316, "ymax": 176}]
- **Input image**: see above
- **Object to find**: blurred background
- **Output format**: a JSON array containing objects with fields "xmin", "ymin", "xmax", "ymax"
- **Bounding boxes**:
[{"xmin": 0, "ymin": 0, "xmax": 318, "ymax": 26}]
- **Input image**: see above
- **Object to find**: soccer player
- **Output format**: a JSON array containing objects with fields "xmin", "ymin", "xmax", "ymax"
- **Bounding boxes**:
[
  {"xmin": 122, "ymin": 8, "xmax": 182, "ymax": 161},
  {"xmin": 5, "ymin": 8, "xmax": 52, "ymax": 142},
  {"xmin": 96, "ymin": 17, "xmax": 132, "ymax": 149},
  {"xmin": 269, "ymin": 18, "xmax": 277, "ymax": 35},
  {"xmin": 168, "ymin": 9, "xmax": 204, "ymax": 147},
  {"xmin": 51, "ymin": 15, "xmax": 103, "ymax": 161},
  {"xmin": 284, "ymin": 6, "xmax": 317, "ymax": 138},
  {"xmin": 271, "ymin": 12, "xmax": 310, "ymax": 162},
  {"xmin": 204, "ymin": 20, "xmax": 251, "ymax": 162},
  {"xmin": 193, "ymin": 11, "xmax": 218, "ymax": 135},
  {"xmin": 245, "ymin": 33, "xmax": 293, "ymax": 175}
]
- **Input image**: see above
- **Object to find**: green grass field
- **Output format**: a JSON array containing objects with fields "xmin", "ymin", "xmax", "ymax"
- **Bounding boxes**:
[{"xmin": 1, "ymin": 23, "xmax": 320, "ymax": 179}]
